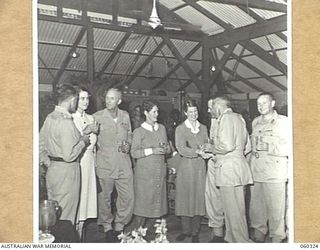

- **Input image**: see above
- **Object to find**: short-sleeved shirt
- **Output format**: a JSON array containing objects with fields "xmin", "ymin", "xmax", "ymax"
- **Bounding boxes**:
[{"xmin": 93, "ymin": 108, "xmax": 133, "ymax": 178}]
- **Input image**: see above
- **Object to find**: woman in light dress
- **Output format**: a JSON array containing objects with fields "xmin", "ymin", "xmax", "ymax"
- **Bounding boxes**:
[{"xmin": 72, "ymin": 87, "xmax": 98, "ymax": 238}]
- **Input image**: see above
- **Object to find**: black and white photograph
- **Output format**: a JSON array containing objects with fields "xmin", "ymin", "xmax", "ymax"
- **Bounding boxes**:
[{"xmin": 36, "ymin": 0, "xmax": 292, "ymax": 245}]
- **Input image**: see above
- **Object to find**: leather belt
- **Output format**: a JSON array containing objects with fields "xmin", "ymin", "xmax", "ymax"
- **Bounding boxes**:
[{"xmin": 49, "ymin": 156, "xmax": 78, "ymax": 163}]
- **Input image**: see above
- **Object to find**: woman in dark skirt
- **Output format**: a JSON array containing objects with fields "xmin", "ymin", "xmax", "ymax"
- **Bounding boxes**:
[
  {"xmin": 130, "ymin": 100, "xmax": 171, "ymax": 239},
  {"xmin": 175, "ymin": 99, "xmax": 209, "ymax": 243}
]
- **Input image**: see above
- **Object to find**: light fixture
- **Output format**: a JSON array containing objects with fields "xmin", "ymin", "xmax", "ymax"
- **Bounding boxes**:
[
  {"xmin": 211, "ymin": 65, "xmax": 216, "ymax": 72},
  {"xmin": 148, "ymin": 0, "xmax": 162, "ymax": 29},
  {"xmin": 71, "ymin": 51, "xmax": 80, "ymax": 58}
]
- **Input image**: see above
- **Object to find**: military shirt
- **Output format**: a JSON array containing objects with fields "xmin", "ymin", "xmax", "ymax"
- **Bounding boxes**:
[
  {"xmin": 39, "ymin": 106, "xmax": 86, "ymax": 164},
  {"xmin": 250, "ymin": 111, "xmax": 290, "ymax": 183},
  {"xmin": 93, "ymin": 108, "xmax": 133, "ymax": 178}
]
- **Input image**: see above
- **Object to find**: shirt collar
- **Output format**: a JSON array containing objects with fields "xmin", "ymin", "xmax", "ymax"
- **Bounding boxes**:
[
  {"xmin": 184, "ymin": 119, "xmax": 200, "ymax": 134},
  {"xmin": 73, "ymin": 111, "xmax": 85, "ymax": 118},
  {"xmin": 55, "ymin": 105, "xmax": 72, "ymax": 118},
  {"xmin": 217, "ymin": 107, "xmax": 232, "ymax": 121},
  {"xmin": 141, "ymin": 122, "xmax": 159, "ymax": 132}
]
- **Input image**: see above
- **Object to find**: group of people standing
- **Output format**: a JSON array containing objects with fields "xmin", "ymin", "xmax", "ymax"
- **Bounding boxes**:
[{"xmin": 39, "ymin": 83, "xmax": 289, "ymax": 243}]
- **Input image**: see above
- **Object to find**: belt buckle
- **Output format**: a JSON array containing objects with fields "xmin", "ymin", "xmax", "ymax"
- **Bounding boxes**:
[{"xmin": 254, "ymin": 152, "xmax": 259, "ymax": 158}]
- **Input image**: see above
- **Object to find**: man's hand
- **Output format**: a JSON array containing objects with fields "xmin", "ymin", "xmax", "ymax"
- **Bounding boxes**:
[
  {"xmin": 121, "ymin": 142, "xmax": 131, "ymax": 154},
  {"xmin": 202, "ymin": 142, "xmax": 213, "ymax": 153},
  {"xmin": 83, "ymin": 122, "xmax": 99, "ymax": 135},
  {"xmin": 152, "ymin": 147, "xmax": 166, "ymax": 155}
]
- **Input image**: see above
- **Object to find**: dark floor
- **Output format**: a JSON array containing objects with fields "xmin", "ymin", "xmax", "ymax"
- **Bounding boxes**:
[{"xmin": 81, "ymin": 215, "xmax": 211, "ymax": 243}]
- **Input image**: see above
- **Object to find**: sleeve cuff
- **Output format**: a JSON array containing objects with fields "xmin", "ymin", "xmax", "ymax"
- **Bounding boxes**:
[{"xmin": 144, "ymin": 148, "xmax": 153, "ymax": 156}]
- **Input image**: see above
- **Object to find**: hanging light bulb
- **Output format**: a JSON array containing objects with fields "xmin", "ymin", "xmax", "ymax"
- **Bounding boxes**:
[{"xmin": 71, "ymin": 51, "xmax": 80, "ymax": 58}]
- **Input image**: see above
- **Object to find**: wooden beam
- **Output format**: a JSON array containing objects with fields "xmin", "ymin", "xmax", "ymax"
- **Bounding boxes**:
[
  {"xmin": 207, "ymin": 14, "xmax": 287, "ymax": 48},
  {"xmin": 220, "ymin": 46, "xmax": 287, "ymax": 90},
  {"xmin": 38, "ymin": 14, "xmax": 204, "ymax": 42},
  {"xmin": 183, "ymin": 0, "xmax": 230, "ymax": 28},
  {"xmin": 185, "ymin": 1, "xmax": 287, "ymax": 76},
  {"xmin": 96, "ymin": 31, "xmax": 131, "ymax": 79},
  {"xmin": 38, "ymin": 56, "xmax": 55, "ymax": 80},
  {"xmin": 210, "ymin": 43, "xmax": 237, "ymax": 88},
  {"xmin": 237, "ymin": 5, "xmax": 287, "ymax": 42},
  {"xmin": 177, "ymin": 70, "xmax": 202, "ymax": 91},
  {"xmin": 52, "ymin": 26, "xmax": 87, "ymax": 89},
  {"xmin": 161, "ymin": 35, "xmax": 204, "ymax": 92},
  {"xmin": 39, "ymin": 40, "xmax": 203, "ymax": 62},
  {"xmin": 241, "ymin": 40, "xmax": 287, "ymax": 75},
  {"xmin": 205, "ymin": 0, "xmax": 287, "ymax": 13},
  {"xmin": 39, "ymin": 66, "xmax": 192, "ymax": 81},
  {"xmin": 87, "ymin": 24, "xmax": 95, "ymax": 85},
  {"xmin": 152, "ymin": 42, "xmax": 201, "ymax": 89},
  {"xmin": 112, "ymin": 0, "xmax": 119, "ymax": 24},
  {"xmin": 124, "ymin": 40, "xmax": 166, "ymax": 87},
  {"xmin": 223, "ymin": 67, "xmax": 264, "ymax": 92}
]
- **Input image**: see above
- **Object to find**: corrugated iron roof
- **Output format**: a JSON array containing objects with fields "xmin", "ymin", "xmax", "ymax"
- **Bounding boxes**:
[
  {"xmin": 250, "ymin": 8, "xmax": 285, "ymax": 20},
  {"xmin": 197, "ymin": 1, "xmax": 256, "ymax": 28},
  {"xmin": 252, "ymin": 34, "xmax": 286, "ymax": 51},
  {"xmin": 94, "ymin": 28, "xmax": 126, "ymax": 49},
  {"xmin": 159, "ymin": 0, "xmax": 186, "ymax": 10},
  {"xmin": 243, "ymin": 55, "xmax": 282, "ymax": 75},
  {"xmin": 175, "ymin": 6, "xmax": 224, "ymax": 35}
]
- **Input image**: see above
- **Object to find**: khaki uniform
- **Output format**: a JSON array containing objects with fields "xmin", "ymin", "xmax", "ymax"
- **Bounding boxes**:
[
  {"xmin": 93, "ymin": 108, "xmax": 134, "ymax": 232},
  {"xmin": 39, "ymin": 106, "xmax": 86, "ymax": 225},
  {"xmin": 249, "ymin": 111, "xmax": 289, "ymax": 241},
  {"xmin": 205, "ymin": 109, "xmax": 252, "ymax": 243}
]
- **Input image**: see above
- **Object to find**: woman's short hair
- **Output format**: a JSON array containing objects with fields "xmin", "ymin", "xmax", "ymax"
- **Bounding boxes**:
[
  {"xmin": 142, "ymin": 100, "xmax": 158, "ymax": 113},
  {"xmin": 183, "ymin": 99, "xmax": 198, "ymax": 113}
]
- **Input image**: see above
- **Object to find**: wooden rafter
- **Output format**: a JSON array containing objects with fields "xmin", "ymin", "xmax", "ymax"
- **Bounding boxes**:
[
  {"xmin": 207, "ymin": 15, "xmax": 287, "ymax": 48},
  {"xmin": 177, "ymin": 70, "xmax": 202, "ymax": 91},
  {"xmin": 51, "ymin": 26, "xmax": 87, "ymax": 89},
  {"xmin": 152, "ymin": 42, "xmax": 202, "ymax": 90},
  {"xmin": 237, "ymin": 5, "xmax": 287, "ymax": 42},
  {"xmin": 161, "ymin": 35, "xmax": 204, "ymax": 92},
  {"xmin": 38, "ymin": 14, "xmax": 204, "ymax": 42},
  {"xmin": 38, "ymin": 55, "xmax": 55, "ymax": 80},
  {"xmin": 123, "ymin": 40, "xmax": 166, "ymax": 87},
  {"xmin": 210, "ymin": 43, "xmax": 237, "ymax": 88},
  {"xmin": 223, "ymin": 67, "xmax": 263, "ymax": 92},
  {"xmin": 241, "ymin": 40, "xmax": 287, "ymax": 75},
  {"xmin": 96, "ymin": 31, "xmax": 132, "ymax": 79},
  {"xmin": 225, "ymin": 48, "xmax": 286, "ymax": 91}
]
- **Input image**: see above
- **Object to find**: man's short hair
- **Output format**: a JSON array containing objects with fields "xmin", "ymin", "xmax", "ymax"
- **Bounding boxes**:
[
  {"xmin": 55, "ymin": 83, "xmax": 77, "ymax": 104},
  {"xmin": 258, "ymin": 92, "xmax": 275, "ymax": 101},
  {"xmin": 105, "ymin": 88, "xmax": 122, "ymax": 99},
  {"xmin": 210, "ymin": 95, "xmax": 231, "ymax": 108}
]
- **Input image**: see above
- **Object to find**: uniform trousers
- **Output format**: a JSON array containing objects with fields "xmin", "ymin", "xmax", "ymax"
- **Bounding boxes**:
[
  {"xmin": 205, "ymin": 164, "xmax": 250, "ymax": 243},
  {"xmin": 249, "ymin": 182, "xmax": 286, "ymax": 241},
  {"xmin": 46, "ymin": 162, "xmax": 80, "ymax": 225},
  {"xmin": 97, "ymin": 171, "xmax": 134, "ymax": 232}
]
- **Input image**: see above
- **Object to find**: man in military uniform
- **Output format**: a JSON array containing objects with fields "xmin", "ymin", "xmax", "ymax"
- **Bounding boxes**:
[
  {"xmin": 204, "ymin": 96, "xmax": 252, "ymax": 243},
  {"xmin": 93, "ymin": 88, "xmax": 134, "ymax": 242},
  {"xmin": 39, "ymin": 84, "xmax": 97, "ymax": 225},
  {"xmin": 249, "ymin": 92, "xmax": 290, "ymax": 243}
]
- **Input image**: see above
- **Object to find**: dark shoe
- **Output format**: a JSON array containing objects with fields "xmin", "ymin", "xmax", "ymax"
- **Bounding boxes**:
[
  {"xmin": 105, "ymin": 230, "xmax": 115, "ymax": 243},
  {"xmin": 209, "ymin": 236, "xmax": 225, "ymax": 243},
  {"xmin": 176, "ymin": 233, "xmax": 190, "ymax": 241},
  {"xmin": 192, "ymin": 235, "xmax": 199, "ymax": 243},
  {"xmin": 113, "ymin": 231, "xmax": 122, "ymax": 243}
]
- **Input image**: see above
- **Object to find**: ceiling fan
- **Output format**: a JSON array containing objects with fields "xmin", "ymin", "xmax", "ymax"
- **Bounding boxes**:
[{"xmin": 126, "ymin": 0, "xmax": 202, "ymax": 33}]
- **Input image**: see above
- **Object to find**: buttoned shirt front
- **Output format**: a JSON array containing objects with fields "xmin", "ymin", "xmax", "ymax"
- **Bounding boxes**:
[
  {"xmin": 250, "ymin": 111, "xmax": 289, "ymax": 183},
  {"xmin": 93, "ymin": 108, "xmax": 132, "ymax": 178}
]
